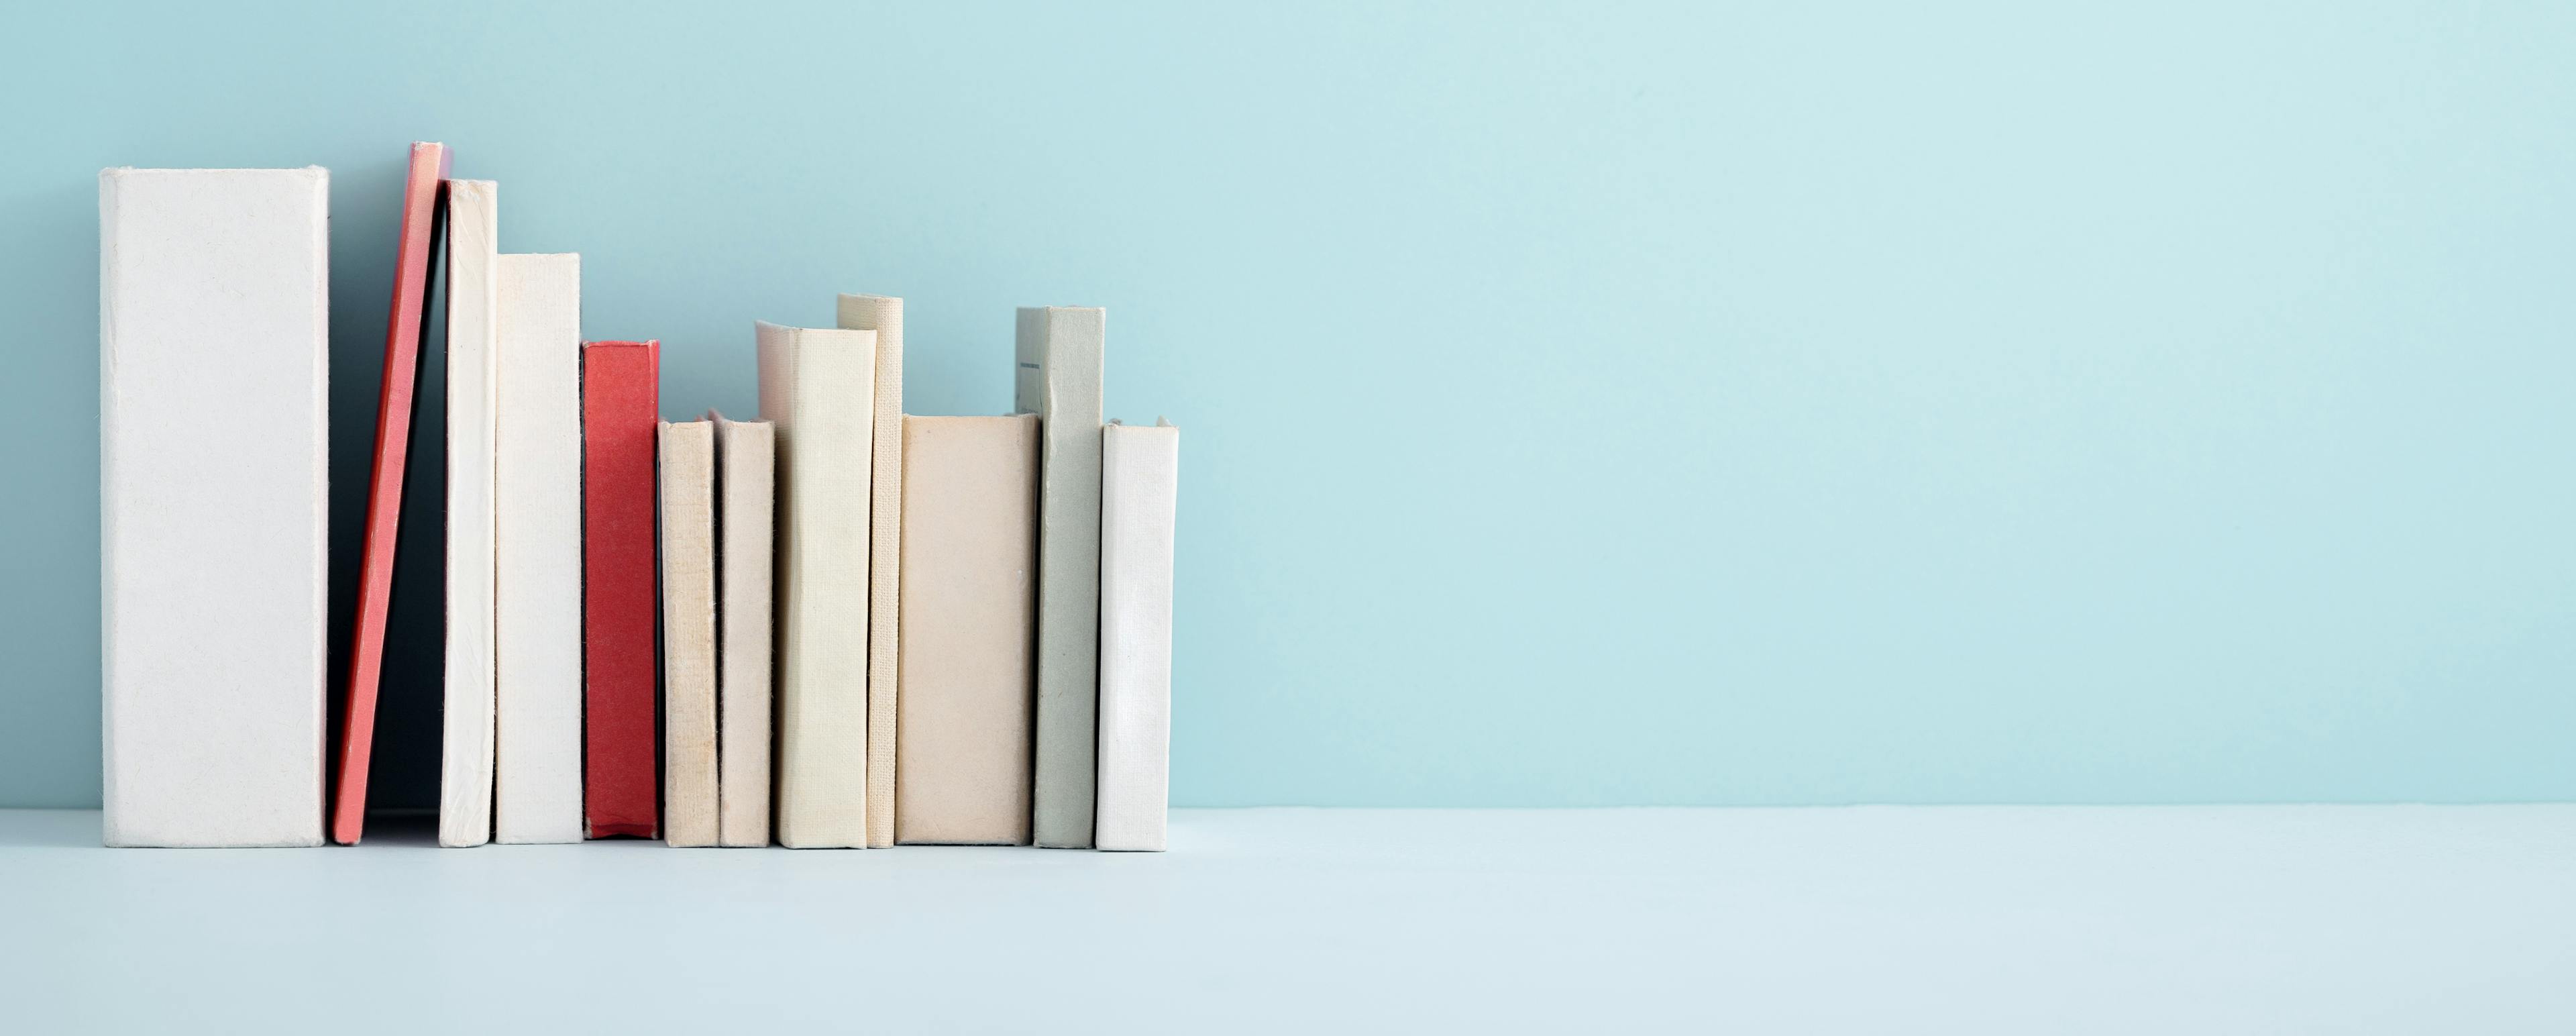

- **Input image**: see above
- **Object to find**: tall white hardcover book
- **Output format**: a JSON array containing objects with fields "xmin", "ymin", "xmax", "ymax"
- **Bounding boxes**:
[
  {"xmin": 711, "ymin": 413, "xmax": 775, "ymax": 847},
  {"xmin": 441, "ymin": 179, "xmax": 498, "ymax": 848},
  {"xmin": 660, "ymin": 420, "xmax": 719, "ymax": 847},
  {"xmin": 1095, "ymin": 419, "xmax": 1179, "ymax": 851},
  {"xmin": 757, "ymin": 321, "xmax": 877, "ymax": 848},
  {"xmin": 99, "ymin": 167, "xmax": 329, "ymax": 848},
  {"xmin": 835, "ymin": 293, "xmax": 904, "ymax": 848},
  {"xmin": 895, "ymin": 415, "xmax": 1038, "ymax": 845},
  {"xmin": 1018, "ymin": 306, "xmax": 1106, "ymax": 848},
  {"xmin": 493, "ymin": 252, "xmax": 582, "ymax": 845}
]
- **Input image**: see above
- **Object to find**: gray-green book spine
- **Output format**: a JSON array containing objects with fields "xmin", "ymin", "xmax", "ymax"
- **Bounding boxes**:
[{"xmin": 1018, "ymin": 307, "xmax": 1106, "ymax": 848}]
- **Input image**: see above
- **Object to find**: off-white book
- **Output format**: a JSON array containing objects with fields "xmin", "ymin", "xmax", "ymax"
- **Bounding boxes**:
[
  {"xmin": 835, "ymin": 293, "xmax": 904, "ymax": 848},
  {"xmin": 710, "ymin": 413, "xmax": 775, "ymax": 847},
  {"xmin": 440, "ymin": 179, "xmax": 498, "ymax": 848},
  {"xmin": 99, "ymin": 167, "xmax": 329, "ymax": 848},
  {"xmin": 757, "ymin": 321, "xmax": 877, "ymax": 848},
  {"xmin": 1095, "ymin": 419, "xmax": 1180, "ymax": 851},
  {"xmin": 1017, "ymin": 306, "xmax": 1106, "ymax": 848},
  {"xmin": 493, "ymin": 252, "xmax": 583, "ymax": 845},
  {"xmin": 660, "ymin": 420, "xmax": 719, "ymax": 847},
  {"xmin": 895, "ymin": 415, "xmax": 1038, "ymax": 846}
]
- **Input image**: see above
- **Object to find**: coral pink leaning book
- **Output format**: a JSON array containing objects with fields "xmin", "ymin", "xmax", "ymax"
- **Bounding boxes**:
[{"xmin": 331, "ymin": 142, "xmax": 449, "ymax": 845}]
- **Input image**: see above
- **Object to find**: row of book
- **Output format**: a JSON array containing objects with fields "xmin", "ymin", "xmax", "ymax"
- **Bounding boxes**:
[{"xmin": 98, "ymin": 142, "xmax": 1177, "ymax": 851}]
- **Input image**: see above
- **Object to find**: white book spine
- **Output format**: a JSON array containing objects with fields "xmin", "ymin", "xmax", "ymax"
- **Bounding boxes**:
[
  {"xmin": 1018, "ymin": 306, "xmax": 1106, "ymax": 848},
  {"xmin": 660, "ymin": 421, "xmax": 719, "ymax": 847},
  {"xmin": 440, "ymin": 179, "xmax": 498, "ymax": 848},
  {"xmin": 99, "ymin": 167, "xmax": 329, "ymax": 848},
  {"xmin": 492, "ymin": 252, "xmax": 583, "ymax": 844},
  {"xmin": 835, "ymin": 293, "xmax": 904, "ymax": 848},
  {"xmin": 713, "ymin": 415, "xmax": 775, "ymax": 847},
  {"xmin": 1095, "ymin": 420, "xmax": 1179, "ymax": 851},
  {"xmin": 757, "ymin": 321, "xmax": 876, "ymax": 848}
]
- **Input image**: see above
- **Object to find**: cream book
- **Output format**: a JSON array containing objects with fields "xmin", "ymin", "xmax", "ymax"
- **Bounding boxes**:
[
  {"xmin": 493, "ymin": 252, "xmax": 583, "ymax": 845},
  {"xmin": 835, "ymin": 293, "xmax": 904, "ymax": 847},
  {"xmin": 1096, "ymin": 419, "xmax": 1180, "ymax": 851},
  {"xmin": 1017, "ymin": 306, "xmax": 1106, "ymax": 847},
  {"xmin": 440, "ymin": 179, "xmax": 498, "ymax": 849},
  {"xmin": 710, "ymin": 413, "xmax": 775, "ymax": 847},
  {"xmin": 100, "ymin": 167, "xmax": 329, "ymax": 847},
  {"xmin": 660, "ymin": 420, "xmax": 719, "ymax": 847},
  {"xmin": 895, "ymin": 415, "xmax": 1038, "ymax": 845},
  {"xmin": 757, "ymin": 321, "xmax": 877, "ymax": 848}
]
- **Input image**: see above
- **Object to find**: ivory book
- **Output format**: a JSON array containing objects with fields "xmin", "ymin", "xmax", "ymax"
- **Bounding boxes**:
[
  {"xmin": 1095, "ymin": 419, "xmax": 1180, "ymax": 852},
  {"xmin": 492, "ymin": 252, "xmax": 583, "ymax": 845},
  {"xmin": 584, "ymin": 341, "xmax": 661, "ymax": 838},
  {"xmin": 835, "ymin": 293, "xmax": 904, "ymax": 848},
  {"xmin": 440, "ymin": 179, "xmax": 498, "ymax": 849},
  {"xmin": 894, "ymin": 415, "xmax": 1038, "ymax": 845},
  {"xmin": 757, "ymin": 321, "xmax": 876, "ymax": 848},
  {"xmin": 333, "ymin": 142, "xmax": 447, "ymax": 845},
  {"xmin": 659, "ymin": 420, "xmax": 719, "ymax": 847},
  {"xmin": 100, "ymin": 167, "xmax": 329, "ymax": 847},
  {"xmin": 1016, "ymin": 306, "xmax": 1106, "ymax": 848},
  {"xmin": 711, "ymin": 413, "xmax": 775, "ymax": 847}
]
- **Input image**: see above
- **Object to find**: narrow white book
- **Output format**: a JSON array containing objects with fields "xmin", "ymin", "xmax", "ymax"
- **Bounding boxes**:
[
  {"xmin": 660, "ymin": 420, "xmax": 719, "ymax": 847},
  {"xmin": 710, "ymin": 413, "xmax": 775, "ymax": 847},
  {"xmin": 1018, "ymin": 306, "xmax": 1106, "ymax": 848},
  {"xmin": 99, "ymin": 167, "xmax": 329, "ymax": 848},
  {"xmin": 895, "ymin": 415, "xmax": 1038, "ymax": 846},
  {"xmin": 835, "ymin": 293, "xmax": 904, "ymax": 848},
  {"xmin": 492, "ymin": 252, "xmax": 583, "ymax": 845},
  {"xmin": 757, "ymin": 321, "xmax": 877, "ymax": 848},
  {"xmin": 1096, "ymin": 419, "xmax": 1180, "ymax": 851},
  {"xmin": 440, "ymin": 179, "xmax": 498, "ymax": 849}
]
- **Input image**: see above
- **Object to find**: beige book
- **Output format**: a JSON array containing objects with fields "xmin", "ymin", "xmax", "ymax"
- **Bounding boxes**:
[
  {"xmin": 836, "ymin": 293, "xmax": 904, "ymax": 848},
  {"xmin": 659, "ymin": 420, "xmax": 718, "ymax": 847},
  {"xmin": 1018, "ymin": 306, "xmax": 1106, "ymax": 847},
  {"xmin": 710, "ymin": 412, "xmax": 775, "ymax": 847},
  {"xmin": 895, "ymin": 415, "xmax": 1038, "ymax": 845},
  {"xmin": 757, "ymin": 321, "xmax": 877, "ymax": 848}
]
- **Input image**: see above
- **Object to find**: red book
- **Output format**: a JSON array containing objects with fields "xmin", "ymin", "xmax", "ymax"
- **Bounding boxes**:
[
  {"xmin": 331, "ymin": 142, "xmax": 449, "ymax": 845},
  {"xmin": 584, "ymin": 340, "xmax": 661, "ymax": 837}
]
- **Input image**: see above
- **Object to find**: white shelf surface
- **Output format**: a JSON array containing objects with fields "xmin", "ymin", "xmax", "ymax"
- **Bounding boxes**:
[{"xmin": 3, "ymin": 805, "xmax": 2571, "ymax": 1033}]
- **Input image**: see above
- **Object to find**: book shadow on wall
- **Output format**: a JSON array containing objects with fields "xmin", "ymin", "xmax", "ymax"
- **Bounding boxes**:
[{"xmin": 323, "ymin": 155, "xmax": 445, "ymax": 819}]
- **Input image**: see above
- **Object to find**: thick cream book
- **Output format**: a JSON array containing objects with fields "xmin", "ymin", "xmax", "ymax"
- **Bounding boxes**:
[{"xmin": 99, "ymin": 167, "xmax": 329, "ymax": 848}]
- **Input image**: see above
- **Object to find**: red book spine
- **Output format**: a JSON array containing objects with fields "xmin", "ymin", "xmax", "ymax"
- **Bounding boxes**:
[
  {"xmin": 583, "ymin": 340, "xmax": 661, "ymax": 837},
  {"xmin": 331, "ymin": 142, "xmax": 449, "ymax": 845}
]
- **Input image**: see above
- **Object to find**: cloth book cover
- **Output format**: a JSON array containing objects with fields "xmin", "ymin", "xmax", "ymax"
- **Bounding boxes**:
[
  {"xmin": 711, "ymin": 413, "xmax": 775, "ymax": 847},
  {"xmin": 332, "ymin": 142, "xmax": 447, "ymax": 845},
  {"xmin": 835, "ymin": 293, "xmax": 905, "ymax": 848},
  {"xmin": 1095, "ymin": 419, "xmax": 1180, "ymax": 851},
  {"xmin": 100, "ymin": 167, "xmax": 330, "ymax": 847},
  {"xmin": 584, "ymin": 340, "xmax": 661, "ymax": 838},
  {"xmin": 894, "ymin": 415, "xmax": 1038, "ymax": 845},
  {"xmin": 1016, "ymin": 306, "xmax": 1106, "ymax": 848},
  {"xmin": 659, "ymin": 420, "xmax": 720, "ymax": 847},
  {"xmin": 757, "ymin": 321, "xmax": 876, "ymax": 848},
  {"xmin": 492, "ymin": 252, "xmax": 584, "ymax": 844}
]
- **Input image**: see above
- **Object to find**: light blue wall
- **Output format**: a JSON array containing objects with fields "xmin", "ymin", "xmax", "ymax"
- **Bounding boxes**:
[{"xmin": 5, "ymin": 1, "xmax": 2573, "ymax": 808}]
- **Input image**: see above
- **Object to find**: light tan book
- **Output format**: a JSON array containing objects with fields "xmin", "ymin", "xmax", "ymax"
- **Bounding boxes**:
[
  {"xmin": 710, "ymin": 412, "xmax": 775, "ymax": 847},
  {"xmin": 659, "ymin": 420, "xmax": 718, "ymax": 847},
  {"xmin": 836, "ymin": 293, "xmax": 904, "ymax": 848},
  {"xmin": 757, "ymin": 321, "xmax": 876, "ymax": 848},
  {"xmin": 895, "ymin": 415, "xmax": 1038, "ymax": 845}
]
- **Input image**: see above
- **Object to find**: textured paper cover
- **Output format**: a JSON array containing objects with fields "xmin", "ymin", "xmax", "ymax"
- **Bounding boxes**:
[
  {"xmin": 1016, "ymin": 307, "xmax": 1106, "ymax": 848},
  {"xmin": 757, "ymin": 321, "xmax": 875, "ymax": 848},
  {"xmin": 835, "ymin": 293, "xmax": 904, "ymax": 847},
  {"xmin": 712, "ymin": 415, "xmax": 775, "ymax": 847},
  {"xmin": 1096, "ymin": 421, "xmax": 1179, "ymax": 851},
  {"xmin": 493, "ymin": 252, "xmax": 583, "ymax": 844},
  {"xmin": 439, "ymin": 179, "xmax": 498, "ymax": 849},
  {"xmin": 660, "ymin": 421, "xmax": 719, "ymax": 847},
  {"xmin": 333, "ymin": 143, "xmax": 447, "ymax": 845},
  {"xmin": 895, "ymin": 415, "xmax": 1038, "ymax": 845},
  {"xmin": 584, "ymin": 341, "xmax": 661, "ymax": 838},
  {"xmin": 100, "ymin": 167, "xmax": 329, "ymax": 847}
]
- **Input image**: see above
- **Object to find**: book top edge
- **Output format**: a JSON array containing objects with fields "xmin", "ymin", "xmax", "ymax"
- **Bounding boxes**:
[{"xmin": 100, "ymin": 166, "xmax": 327, "ymax": 179}]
